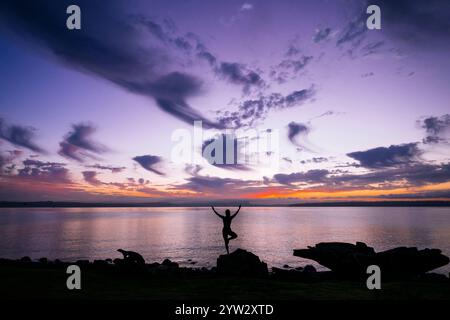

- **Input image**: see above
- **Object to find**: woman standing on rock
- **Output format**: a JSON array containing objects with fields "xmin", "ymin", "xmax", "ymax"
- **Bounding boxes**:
[{"xmin": 211, "ymin": 205, "xmax": 241, "ymax": 254}]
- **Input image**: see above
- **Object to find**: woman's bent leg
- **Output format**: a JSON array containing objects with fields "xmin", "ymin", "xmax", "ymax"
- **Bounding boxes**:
[{"xmin": 228, "ymin": 230, "xmax": 238, "ymax": 240}]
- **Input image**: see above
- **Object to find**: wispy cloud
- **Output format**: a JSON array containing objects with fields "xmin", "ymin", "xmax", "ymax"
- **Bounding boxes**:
[
  {"xmin": 58, "ymin": 123, "xmax": 108, "ymax": 162},
  {"xmin": 287, "ymin": 122, "xmax": 313, "ymax": 151},
  {"xmin": 82, "ymin": 170, "xmax": 102, "ymax": 186},
  {"xmin": 202, "ymin": 134, "xmax": 251, "ymax": 171},
  {"xmin": 313, "ymin": 27, "xmax": 331, "ymax": 43},
  {"xmin": 216, "ymin": 87, "xmax": 316, "ymax": 128},
  {"xmin": 0, "ymin": 1, "xmax": 223, "ymax": 128},
  {"xmin": 419, "ymin": 114, "xmax": 450, "ymax": 144},
  {"xmin": 0, "ymin": 118, "xmax": 45, "ymax": 153},
  {"xmin": 86, "ymin": 164, "xmax": 126, "ymax": 173},
  {"xmin": 133, "ymin": 155, "xmax": 164, "ymax": 175}
]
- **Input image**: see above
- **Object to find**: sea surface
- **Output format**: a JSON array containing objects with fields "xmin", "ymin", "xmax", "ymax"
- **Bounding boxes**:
[{"xmin": 1, "ymin": 207, "xmax": 449, "ymax": 273}]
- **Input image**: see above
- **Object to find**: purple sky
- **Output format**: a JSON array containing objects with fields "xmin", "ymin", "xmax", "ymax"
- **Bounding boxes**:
[{"xmin": 0, "ymin": 0, "xmax": 449, "ymax": 203}]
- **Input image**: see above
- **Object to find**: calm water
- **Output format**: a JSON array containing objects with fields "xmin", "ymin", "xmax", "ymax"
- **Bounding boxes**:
[{"xmin": 1, "ymin": 207, "xmax": 449, "ymax": 273}]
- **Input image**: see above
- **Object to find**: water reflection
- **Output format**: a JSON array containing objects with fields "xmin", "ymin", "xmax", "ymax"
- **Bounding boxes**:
[{"xmin": 0, "ymin": 207, "xmax": 449, "ymax": 273}]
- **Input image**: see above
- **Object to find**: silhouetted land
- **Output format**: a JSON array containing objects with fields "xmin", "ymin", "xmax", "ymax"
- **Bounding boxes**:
[
  {"xmin": 1, "ymin": 200, "xmax": 449, "ymax": 208},
  {"xmin": 1, "ymin": 263, "xmax": 449, "ymax": 300},
  {"xmin": 1, "ymin": 243, "xmax": 449, "ymax": 300}
]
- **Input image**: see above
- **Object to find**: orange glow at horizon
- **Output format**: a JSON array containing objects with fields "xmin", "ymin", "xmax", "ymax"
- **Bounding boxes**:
[
  {"xmin": 3, "ymin": 175, "xmax": 450, "ymax": 202},
  {"xmin": 246, "ymin": 182, "xmax": 450, "ymax": 201}
]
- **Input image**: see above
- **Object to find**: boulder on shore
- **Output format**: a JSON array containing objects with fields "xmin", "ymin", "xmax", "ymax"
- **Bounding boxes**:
[
  {"xmin": 161, "ymin": 259, "xmax": 179, "ymax": 268},
  {"xmin": 293, "ymin": 242, "xmax": 449, "ymax": 279},
  {"xmin": 217, "ymin": 249, "xmax": 268, "ymax": 276}
]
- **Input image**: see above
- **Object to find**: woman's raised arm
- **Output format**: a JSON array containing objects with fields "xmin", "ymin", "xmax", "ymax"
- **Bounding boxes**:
[
  {"xmin": 211, "ymin": 206, "xmax": 224, "ymax": 218},
  {"xmin": 231, "ymin": 205, "xmax": 241, "ymax": 218}
]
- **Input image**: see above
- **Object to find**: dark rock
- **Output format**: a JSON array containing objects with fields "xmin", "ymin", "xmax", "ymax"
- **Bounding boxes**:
[
  {"xmin": 283, "ymin": 264, "xmax": 291, "ymax": 268},
  {"xmin": 76, "ymin": 259, "xmax": 90, "ymax": 265},
  {"xmin": 295, "ymin": 266, "xmax": 303, "ymax": 271},
  {"xmin": 20, "ymin": 256, "xmax": 32, "ymax": 263},
  {"xmin": 303, "ymin": 264, "xmax": 316, "ymax": 273},
  {"xmin": 117, "ymin": 249, "xmax": 145, "ymax": 265},
  {"xmin": 162, "ymin": 259, "xmax": 179, "ymax": 268},
  {"xmin": 294, "ymin": 242, "xmax": 450, "ymax": 279},
  {"xmin": 105, "ymin": 258, "xmax": 113, "ymax": 263},
  {"xmin": 272, "ymin": 267, "xmax": 326, "ymax": 282},
  {"xmin": 93, "ymin": 259, "xmax": 109, "ymax": 266},
  {"xmin": 190, "ymin": 261, "xmax": 197, "ymax": 265},
  {"xmin": 148, "ymin": 262, "xmax": 160, "ymax": 268},
  {"xmin": 272, "ymin": 267, "xmax": 293, "ymax": 275},
  {"xmin": 217, "ymin": 248, "xmax": 268, "ymax": 277},
  {"xmin": 38, "ymin": 257, "xmax": 48, "ymax": 264}
]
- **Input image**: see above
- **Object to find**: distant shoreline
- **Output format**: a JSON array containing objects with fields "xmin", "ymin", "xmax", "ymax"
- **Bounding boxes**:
[{"xmin": 1, "ymin": 200, "xmax": 449, "ymax": 208}]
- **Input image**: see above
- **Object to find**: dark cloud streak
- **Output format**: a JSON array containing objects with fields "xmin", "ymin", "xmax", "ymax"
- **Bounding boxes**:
[
  {"xmin": 58, "ymin": 124, "xmax": 107, "ymax": 162},
  {"xmin": 0, "ymin": 0, "xmax": 222, "ymax": 128},
  {"xmin": 347, "ymin": 143, "xmax": 422, "ymax": 168},
  {"xmin": 0, "ymin": 118, "xmax": 45, "ymax": 153},
  {"xmin": 133, "ymin": 155, "xmax": 164, "ymax": 175}
]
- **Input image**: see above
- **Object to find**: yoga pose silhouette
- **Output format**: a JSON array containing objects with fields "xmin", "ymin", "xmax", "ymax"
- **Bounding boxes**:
[{"xmin": 212, "ymin": 205, "xmax": 241, "ymax": 254}]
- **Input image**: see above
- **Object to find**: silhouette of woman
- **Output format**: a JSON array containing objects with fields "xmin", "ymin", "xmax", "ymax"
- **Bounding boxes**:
[{"xmin": 212, "ymin": 205, "xmax": 241, "ymax": 254}]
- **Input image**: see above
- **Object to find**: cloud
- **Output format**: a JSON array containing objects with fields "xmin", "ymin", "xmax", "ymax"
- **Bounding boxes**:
[
  {"xmin": 268, "ymin": 162, "xmax": 450, "ymax": 191},
  {"xmin": 269, "ymin": 38, "xmax": 313, "ymax": 84},
  {"xmin": 202, "ymin": 134, "xmax": 250, "ymax": 171},
  {"xmin": 86, "ymin": 164, "xmax": 126, "ymax": 173},
  {"xmin": 147, "ymin": 72, "xmax": 223, "ymax": 129},
  {"xmin": 241, "ymin": 3, "xmax": 254, "ymax": 11},
  {"xmin": 174, "ymin": 173, "xmax": 258, "ymax": 196},
  {"xmin": 0, "ymin": 0, "xmax": 222, "ymax": 128},
  {"xmin": 216, "ymin": 87, "xmax": 316, "ymax": 128},
  {"xmin": 310, "ymin": 110, "xmax": 343, "ymax": 121},
  {"xmin": 273, "ymin": 169, "xmax": 329, "ymax": 186},
  {"xmin": 273, "ymin": 55, "xmax": 313, "ymax": 83},
  {"xmin": 419, "ymin": 114, "xmax": 450, "ymax": 144},
  {"xmin": 311, "ymin": 157, "xmax": 328, "ymax": 163},
  {"xmin": 313, "ymin": 27, "xmax": 331, "ymax": 43},
  {"xmin": 287, "ymin": 122, "xmax": 310, "ymax": 146},
  {"xmin": 221, "ymin": 2, "xmax": 255, "ymax": 26},
  {"xmin": 196, "ymin": 44, "xmax": 217, "ymax": 66},
  {"xmin": 216, "ymin": 62, "xmax": 264, "ymax": 93},
  {"xmin": 0, "ymin": 118, "xmax": 45, "ymax": 153},
  {"xmin": 184, "ymin": 164, "xmax": 203, "ymax": 176},
  {"xmin": 82, "ymin": 171, "xmax": 102, "ymax": 186},
  {"xmin": 138, "ymin": 13, "xmax": 264, "ymax": 96},
  {"xmin": 346, "ymin": 143, "xmax": 422, "ymax": 168},
  {"xmin": 371, "ymin": 0, "xmax": 450, "ymax": 46},
  {"xmin": 133, "ymin": 155, "xmax": 164, "ymax": 175},
  {"xmin": 336, "ymin": 13, "xmax": 367, "ymax": 47},
  {"xmin": 360, "ymin": 41, "xmax": 385, "ymax": 56},
  {"xmin": 16, "ymin": 159, "xmax": 71, "ymax": 183},
  {"xmin": 58, "ymin": 123, "xmax": 108, "ymax": 162},
  {"xmin": 361, "ymin": 72, "xmax": 374, "ymax": 78},
  {"xmin": 333, "ymin": 163, "xmax": 450, "ymax": 189},
  {"xmin": 0, "ymin": 149, "xmax": 22, "ymax": 174},
  {"xmin": 201, "ymin": 134, "xmax": 250, "ymax": 171}
]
